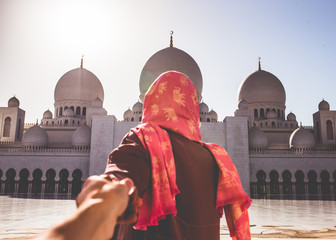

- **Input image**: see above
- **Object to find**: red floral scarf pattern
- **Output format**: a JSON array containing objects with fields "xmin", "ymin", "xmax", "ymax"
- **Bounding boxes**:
[{"xmin": 132, "ymin": 71, "xmax": 251, "ymax": 239}]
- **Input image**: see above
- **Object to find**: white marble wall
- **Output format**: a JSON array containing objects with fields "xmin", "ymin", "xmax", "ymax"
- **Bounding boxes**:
[
  {"xmin": 223, "ymin": 117, "xmax": 250, "ymax": 194},
  {"xmin": 89, "ymin": 115, "xmax": 251, "ymax": 194}
]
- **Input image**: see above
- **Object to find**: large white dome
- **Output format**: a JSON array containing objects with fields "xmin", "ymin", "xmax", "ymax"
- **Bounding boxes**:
[
  {"xmin": 238, "ymin": 69, "xmax": 286, "ymax": 106},
  {"xmin": 54, "ymin": 67, "xmax": 104, "ymax": 103},
  {"xmin": 139, "ymin": 47, "xmax": 203, "ymax": 102}
]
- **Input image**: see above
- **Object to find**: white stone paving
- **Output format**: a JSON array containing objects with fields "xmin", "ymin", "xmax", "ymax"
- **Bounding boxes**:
[{"xmin": 0, "ymin": 196, "xmax": 335, "ymax": 239}]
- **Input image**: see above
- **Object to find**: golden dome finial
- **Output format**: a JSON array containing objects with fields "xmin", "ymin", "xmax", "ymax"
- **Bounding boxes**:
[
  {"xmin": 258, "ymin": 57, "xmax": 261, "ymax": 70},
  {"xmin": 170, "ymin": 31, "xmax": 174, "ymax": 47},
  {"xmin": 80, "ymin": 55, "xmax": 84, "ymax": 68}
]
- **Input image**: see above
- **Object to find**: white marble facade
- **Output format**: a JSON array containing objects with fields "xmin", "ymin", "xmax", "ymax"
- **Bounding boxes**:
[{"xmin": 1, "ymin": 41, "xmax": 336, "ymax": 199}]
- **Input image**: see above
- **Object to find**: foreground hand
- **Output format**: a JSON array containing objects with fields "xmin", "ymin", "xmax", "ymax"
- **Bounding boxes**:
[
  {"xmin": 77, "ymin": 175, "xmax": 142, "ymax": 225},
  {"xmin": 35, "ymin": 175, "xmax": 135, "ymax": 240},
  {"xmin": 75, "ymin": 175, "xmax": 136, "ymax": 239}
]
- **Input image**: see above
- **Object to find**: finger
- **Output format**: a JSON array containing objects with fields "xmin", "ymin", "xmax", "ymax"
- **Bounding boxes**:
[
  {"xmin": 120, "ymin": 178, "xmax": 135, "ymax": 195},
  {"xmin": 76, "ymin": 176, "xmax": 109, "ymax": 207}
]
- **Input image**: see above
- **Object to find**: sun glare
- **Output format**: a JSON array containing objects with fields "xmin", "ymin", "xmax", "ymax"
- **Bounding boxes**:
[{"xmin": 45, "ymin": 1, "xmax": 117, "ymax": 53}]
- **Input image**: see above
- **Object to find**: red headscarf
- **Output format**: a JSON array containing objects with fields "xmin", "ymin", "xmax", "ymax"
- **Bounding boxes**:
[{"xmin": 131, "ymin": 71, "xmax": 251, "ymax": 239}]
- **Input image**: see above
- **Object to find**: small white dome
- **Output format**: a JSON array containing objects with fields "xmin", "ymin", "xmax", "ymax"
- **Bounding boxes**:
[
  {"xmin": 199, "ymin": 102, "xmax": 209, "ymax": 114},
  {"xmin": 249, "ymin": 126, "xmax": 268, "ymax": 149},
  {"xmin": 63, "ymin": 108, "xmax": 74, "ymax": 117},
  {"xmin": 208, "ymin": 109, "xmax": 218, "ymax": 122},
  {"xmin": 43, "ymin": 110, "xmax": 53, "ymax": 119},
  {"xmin": 318, "ymin": 99, "xmax": 330, "ymax": 111},
  {"xmin": 266, "ymin": 110, "xmax": 277, "ymax": 119},
  {"xmin": 132, "ymin": 101, "xmax": 143, "ymax": 113},
  {"xmin": 287, "ymin": 112, "xmax": 296, "ymax": 121},
  {"xmin": 92, "ymin": 97, "xmax": 103, "ymax": 108},
  {"xmin": 289, "ymin": 127, "xmax": 315, "ymax": 149},
  {"xmin": 238, "ymin": 99, "xmax": 248, "ymax": 110},
  {"xmin": 72, "ymin": 125, "xmax": 91, "ymax": 147},
  {"xmin": 8, "ymin": 96, "xmax": 20, "ymax": 107},
  {"xmin": 22, "ymin": 125, "xmax": 48, "ymax": 147},
  {"xmin": 123, "ymin": 108, "xmax": 133, "ymax": 120}
]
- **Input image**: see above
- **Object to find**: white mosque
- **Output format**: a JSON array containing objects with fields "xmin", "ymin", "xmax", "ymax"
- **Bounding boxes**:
[{"xmin": 0, "ymin": 35, "xmax": 336, "ymax": 200}]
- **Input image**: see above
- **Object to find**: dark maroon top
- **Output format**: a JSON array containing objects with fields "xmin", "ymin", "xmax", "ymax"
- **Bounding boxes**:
[{"xmin": 106, "ymin": 130, "xmax": 221, "ymax": 240}]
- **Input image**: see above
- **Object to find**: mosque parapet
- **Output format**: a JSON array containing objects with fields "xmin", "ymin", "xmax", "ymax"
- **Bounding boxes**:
[
  {"xmin": 24, "ymin": 123, "xmax": 36, "ymax": 129},
  {"xmin": 267, "ymin": 142, "xmax": 289, "ymax": 149},
  {"xmin": 0, "ymin": 141, "xmax": 23, "ymax": 147},
  {"xmin": 249, "ymin": 148, "xmax": 336, "ymax": 156},
  {"xmin": 21, "ymin": 147, "xmax": 90, "ymax": 154},
  {"xmin": 47, "ymin": 141, "xmax": 72, "ymax": 148},
  {"xmin": 0, "ymin": 141, "xmax": 89, "ymax": 153},
  {"xmin": 0, "ymin": 141, "xmax": 23, "ymax": 152}
]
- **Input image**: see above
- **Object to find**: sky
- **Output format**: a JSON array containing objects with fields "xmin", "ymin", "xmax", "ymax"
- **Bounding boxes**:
[{"xmin": 0, "ymin": 0, "xmax": 335, "ymax": 125}]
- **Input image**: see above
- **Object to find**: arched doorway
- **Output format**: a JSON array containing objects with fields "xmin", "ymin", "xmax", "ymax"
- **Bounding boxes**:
[
  {"xmin": 45, "ymin": 169, "xmax": 56, "ymax": 195},
  {"xmin": 308, "ymin": 170, "xmax": 318, "ymax": 200},
  {"xmin": 282, "ymin": 170, "xmax": 292, "ymax": 199},
  {"xmin": 320, "ymin": 170, "xmax": 331, "ymax": 200},
  {"xmin": 326, "ymin": 120, "xmax": 334, "ymax": 140},
  {"xmin": 295, "ymin": 170, "xmax": 305, "ymax": 200},
  {"xmin": 269, "ymin": 170, "xmax": 279, "ymax": 199},
  {"xmin": 72, "ymin": 169, "xmax": 83, "ymax": 196},
  {"xmin": 3, "ymin": 117, "xmax": 11, "ymax": 137},
  {"xmin": 58, "ymin": 169, "xmax": 69, "ymax": 194},
  {"xmin": 18, "ymin": 168, "xmax": 29, "ymax": 194},
  {"xmin": 5, "ymin": 168, "xmax": 16, "ymax": 194},
  {"xmin": 32, "ymin": 169, "xmax": 42, "ymax": 194},
  {"xmin": 256, "ymin": 170, "xmax": 267, "ymax": 198}
]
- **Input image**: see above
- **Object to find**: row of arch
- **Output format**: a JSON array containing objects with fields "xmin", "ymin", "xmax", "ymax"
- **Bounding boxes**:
[
  {"xmin": 56, "ymin": 106, "xmax": 87, "ymax": 118},
  {"xmin": 0, "ymin": 168, "xmax": 83, "ymax": 196},
  {"xmin": 251, "ymin": 169, "xmax": 336, "ymax": 200},
  {"xmin": 254, "ymin": 108, "xmax": 284, "ymax": 120}
]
